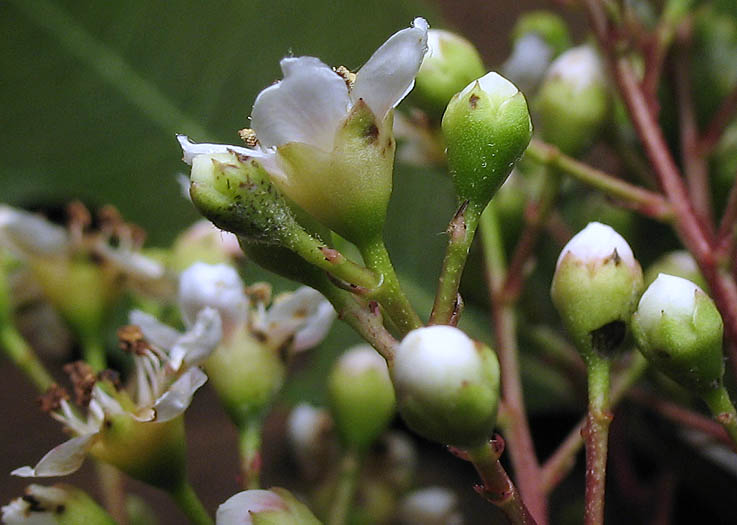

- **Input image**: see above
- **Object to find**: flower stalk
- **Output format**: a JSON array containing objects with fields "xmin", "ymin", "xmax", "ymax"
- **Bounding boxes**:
[
  {"xmin": 169, "ymin": 481, "xmax": 213, "ymax": 525},
  {"xmin": 238, "ymin": 418, "xmax": 263, "ymax": 490},
  {"xmin": 0, "ymin": 323, "xmax": 53, "ymax": 391},
  {"xmin": 326, "ymin": 448, "xmax": 362, "ymax": 525}
]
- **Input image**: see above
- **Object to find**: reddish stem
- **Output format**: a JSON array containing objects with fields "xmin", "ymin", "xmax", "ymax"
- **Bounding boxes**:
[
  {"xmin": 716, "ymin": 173, "xmax": 737, "ymax": 258},
  {"xmin": 698, "ymin": 84, "xmax": 737, "ymax": 155}
]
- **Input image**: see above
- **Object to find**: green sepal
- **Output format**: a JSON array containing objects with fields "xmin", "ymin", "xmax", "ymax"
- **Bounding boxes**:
[{"xmin": 251, "ymin": 488, "xmax": 322, "ymax": 525}]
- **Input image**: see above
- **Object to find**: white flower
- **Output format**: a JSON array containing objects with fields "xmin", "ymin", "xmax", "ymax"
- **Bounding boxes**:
[
  {"xmin": 216, "ymin": 490, "xmax": 287, "ymax": 525},
  {"xmin": 544, "ymin": 45, "xmax": 605, "ymax": 92},
  {"xmin": 501, "ymin": 33, "xmax": 554, "ymax": 94},
  {"xmin": 178, "ymin": 18, "xmax": 429, "ymax": 241},
  {"xmin": 1, "ymin": 484, "xmax": 113, "ymax": 525},
  {"xmin": 179, "ymin": 17, "xmax": 428, "ymax": 164},
  {"xmin": 556, "ymin": 221, "xmax": 636, "ymax": 270},
  {"xmin": 12, "ymin": 313, "xmax": 221, "ymax": 478},
  {"xmin": 177, "ymin": 262, "xmax": 335, "ymax": 352}
]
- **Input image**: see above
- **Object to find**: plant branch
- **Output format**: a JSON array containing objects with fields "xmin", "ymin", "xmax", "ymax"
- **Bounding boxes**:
[
  {"xmin": 479, "ymin": 204, "xmax": 548, "ymax": 525},
  {"xmin": 327, "ymin": 448, "xmax": 361, "ymax": 525},
  {"xmin": 169, "ymin": 482, "xmax": 213, "ymax": 525},
  {"xmin": 238, "ymin": 418, "xmax": 263, "ymax": 489},
  {"xmin": 430, "ymin": 200, "xmax": 481, "ymax": 325},
  {"xmin": 716, "ymin": 172, "xmax": 737, "ymax": 259},
  {"xmin": 698, "ymin": 84, "xmax": 737, "ymax": 155},
  {"xmin": 524, "ymin": 140, "xmax": 672, "ymax": 222},
  {"xmin": 0, "ymin": 324, "xmax": 54, "ymax": 392},
  {"xmin": 583, "ymin": 358, "xmax": 612, "ymax": 525},
  {"xmin": 466, "ymin": 436, "xmax": 538, "ymax": 525},
  {"xmin": 541, "ymin": 353, "xmax": 647, "ymax": 493}
]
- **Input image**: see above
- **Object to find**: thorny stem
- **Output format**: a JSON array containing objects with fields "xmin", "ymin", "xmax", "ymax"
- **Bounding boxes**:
[
  {"xmin": 359, "ymin": 236, "xmax": 422, "ymax": 335},
  {"xmin": 238, "ymin": 418, "xmax": 263, "ymax": 490},
  {"xmin": 326, "ymin": 448, "xmax": 361, "ymax": 525},
  {"xmin": 583, "ymin": 357, "xmax": 612, "ymax": 525},
  {"xmin": 524, "ymin": 140, "xmax": 672, "ymax": 222},
  {"xmin": 479, "ymin": 204, "xmax": 547, "ymax": 525},
  {"xmin": 0, "ymin": 325, "xmax": 54, "ymax": 391},
  {"xmin": 701, "ymin": 386, "xmax": 737, "ymax": 449},
  {"xmin": 430, "ymin": 200, "xmax": 481, "ymax": 326},
  {"xmin": 466, "ymin": 437, "xmax": 538, "ymax": 525},
  {"xmin": 169, "ymin": 482, "xmax": 213, "ymax": 525},
  {"xmin": 502, "ymin": 166, "xmax": 562, "ymax": 304},
  {"xmin": 319, "ymin": 284, "xmax": 398, "ymax": 363},
  {"xmin": 580, "ymin": 0, "xmax": 737, "ymax": 380},
  {"xmin": 541, "ymin": 352, "xmax": 647, "ymax": 494}
]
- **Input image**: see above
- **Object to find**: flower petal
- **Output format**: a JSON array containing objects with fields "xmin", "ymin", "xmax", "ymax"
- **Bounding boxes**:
[
  {"xmin": 351, "ymin": 17, "xmax": 429, "ymax": 120},
  {"xmin": 169, "ymin": 307, "xmax": 223, "ymax": 370},
  {"xmin": 251, "ymin": 57, "xmax": 351, "ymax": 151},
  {"xmin": 149, "ymin": 367, "xmax": 208, "ymax": 422},
  {"xmin": 178, "ymin": 262, "xmax": 248, "ymax": 335},
  {"xmin": 95, "ymin": 242, "xmax": 165, "ymax": 280},
  {"xmin": 12, "ymin": 434, "xmax": 97, "ymax": 477},
  {"xmin": 262, "ymin": 287, "xmax": 334, "ymax": 350},
  {"xmin": 293, "ymin": 296, "xmax": 336, "ymax": 352},
  {"xmin": 0, "ymin": 205, "xmax": 70, "ymax": 258},
  {"xmin": 216, "ymin": 490, "xmax": 288, "ymax": 525},
  {"xmin": 177, "ymin": 135, "xmax": 283, "ymax": 178},
  {"xmin": 130, "ymin": 309, "xmax": 181, "ymax": 351}
]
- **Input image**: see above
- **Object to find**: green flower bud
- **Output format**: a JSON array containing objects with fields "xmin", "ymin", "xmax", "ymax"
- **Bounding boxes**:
[
  {"xmin": 551, "ymin": 222, "xmax": 643, "ymax": 362},
  {"xmin": 2, "ymin": 484, "xmax": 116, "ymax": 525},
  {"xmin": 328, "ymin": 345, "xmax": 395, "ymax": 451},
  {"xmin": 644, "ymin": 251, "xmax": 707, "ymax": 290},
  {"xmin": 412, "ymin": 29, "xmax": 486, "ymax": 119},
  {"xmin": 169, "ymin": 220, "xmax": 241, "ymax": 272},
  {"xmin": 188, "ymin": 151, "xmax": 302, "ymax": 247},
  {"xmin": 216, "ymin": 487, "xmax": 321, "ymax": 525},
  {"xmin": 535, "ymin": 45, "xmax": 609, "ymax": 155},
  {"xmin": 632, "ymin": 273, "xmax": 724, "ymax": 394},
  {"xmin": 392, "ymin": 326, "xmax": 500, "ymax": 447},
  {"xmin": 511, "ymin": 11, "xmax": 571, "ymax": 56},
  {"xmin": 442, "ymin": 72, "xmax": 532, "ymax": 210},
  {"xmin": 205, "ymin": 330, "xmax": 285, "ymax": 427}
]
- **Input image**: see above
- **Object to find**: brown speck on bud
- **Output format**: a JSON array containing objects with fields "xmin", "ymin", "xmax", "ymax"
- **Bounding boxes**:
[
  {"xmin": 117, "ymin": 324, "xmax": 149, "ymax": 355},
  {"xmin": 38, "ymin": 384, "xmax": 70, "ymax": 413},
  {"xmin": 319, "ymin": 246, "xmax": 341, "ymax": 263},
  {"xmin": 238, "ymin": 128, "xmax": 260, "ymax": 148},
  {"xmin": 63, "ymin": 361, "xmax": 97, "ymax": 406},
  {"xmin": 469, "ymin": 94, "xmax": 480, "ymax": 109},
  {"xmin": 334, "ymin": 65, "xmax": 356, "ymax": 89}
]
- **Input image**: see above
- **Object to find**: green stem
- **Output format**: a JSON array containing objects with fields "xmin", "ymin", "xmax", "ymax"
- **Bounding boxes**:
[
  {"xmin": 583, "ymin": 357, "xmax": 612, "ymax": 525},
  {"xmin": 430, "ymin": 201, "xmax": 482, "ymax": 326},
  {"xmin": 169, "ymin": 482, "xmax": 213, "ymax": 525},
  {"xmin": 0, "ymin": 325, "xmax": 53, "ymax": 391},
  {"xmin": 541, "ymin": 352, "xmax": 647, "ymax": 493},
  {"xmin": 326, "ymin": 448, "xmax": 361, "ymax": 525},
  {"xmin": 525, "ymin": 140, "xmax": 672, "ymax": 222},
  {"xmin": 702, "ymin": 386, "xmax": 737, "ymax": 448},
  {"xmin": 358, "ymin": 236, "xmax": 422, "ymax": 335},
  {"xmin": 81, "ymin": 330, "xmax": 106, "ymax": 371},
  {"xmin": 238, "ymin": 418, "xmax": 263, "ymax": 490},
  {"xmin": 467, "ymin": 438, "xmax": 538, "ymax": 525}
]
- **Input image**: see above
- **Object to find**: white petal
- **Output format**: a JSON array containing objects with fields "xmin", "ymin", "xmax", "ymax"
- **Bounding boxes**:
[
  {"xmin": 177, "ymin": 135, "xmax": 257, "ymax": 165},
  {"xmin": 2, "ymin": 498, "xmax": 58, "ymax": 525},
  {"xmin": 398, "ymin": 487, "xmax": 462, "ymax": 525},
  {"xmin": 96, "ymin": 243, "xmax": 165, "ymax": 280},
  {"xmin": 149, "ymin": 367, "xmax": 208, "ymax": 422},
  {"xmin": 636, "ymin": 273, "xmax": 702, "ymax": 331},
  {"xmin": 169, "ymin": 307, "xmax": 223, "ymax": 370},
  {"xmin": 216, "ymin": 490, "xmax": 287, "ymax": 525},
  {"xmin": 544, "ymin": 45, "xmax": 605, "ymax": 92},
  {"xmin": 178, "ymin": 262, "xmax": 248, "ymax": 334},
  {"xmin": 264, "ymin": 287, "xmax": 333, "ymax": 349},
  {"xmin": 130, "ymin": 310, "xmax": 181, "ymax": 350},
  {"xmin": 293, "ymin": 296, "xmax": 336, "ymax": 352},
  {"xmin": 12, "ymin": 434, "xmax": 97, "ymax": 477},
  {"xmin": 501, "ymin": 33, "xmax": 553, "ymax": 94},
  {"xmin": 251, "ymin": 57, "xmax": 351, "ymax": 151},
  {"xmin": 556, "ymin": 222, "xmax": 636, "ymax": 270},
  {"xmin": 0, "ymin": 205, "xmax": 69, "ymax": 258},
  {"xmin": 352, "ymin": 17, "xmax": 429, "ymax": 119}
]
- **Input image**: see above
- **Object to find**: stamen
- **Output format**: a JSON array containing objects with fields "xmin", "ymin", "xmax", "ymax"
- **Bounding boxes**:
[
  {"xmin": 238, "ymin": 128, "xmax": 260, "ymax": 148},
  {"xmin": 117, "ymin": 324, "xmax": 150, "ymax": 355},
  {"xmin": 62, "ymin": 361, "xmax": 97, "ymax": 407},
  {"xmin": 334, "ymin": 65, "xmax": 356, "ymax": 89},
  {"xmin": 38, "ymin": 384, "xmax": 70, "ymax": 413}
]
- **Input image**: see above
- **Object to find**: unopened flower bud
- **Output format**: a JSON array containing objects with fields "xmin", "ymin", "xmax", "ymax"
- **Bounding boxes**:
[
  {"xmin": 216, "ymin": 488, "xmax": 320, "ymax": 525},
  {"xmin": 551, "ymin": 222, "xmax": 643, "ymax": 362},
  {"xmin": 392, "ymin": 326, "xmax": 500, "ymax": 447},
  {"xmin": 398, "ymin": 487, "xmax": 463, "ymax": 525},
  {"xmin": 187, "ymin": 150, "xmax": 302, "ymax": 247},
  {"xmin": 503, "ymin": 11, "xmax": 571, "ymax": 94},
  {"xmin": 535, "ymin": 45, "xmax": 609, "ymax": 155},
  {"xmin": 413, "ymin": 29, "xmax": 486, "ymax": 119},
  {"xmin": 286, "ymin": 403, "xmax": 335, "ymax": 479},
  {"xmin": 442, "ymin": 72, "xmax": 532, "ymax": 210},
  {"xmin": 2, "ymin": 484, "xmax": 115, "ymax": 525},
  {"xmin": 170, "ymin": 220, "xmax": 241, "ymax": 272},
  {"xmin": 328, "ymin": 345, "xmax": 395, "ymax": 451},
  {"xmin": 632, "ymin": 274, "xmax": 724, "ymax": 394},
  {"xmin": 644, "ymin": 251, "xmax": 707, "ymax": 290}
]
